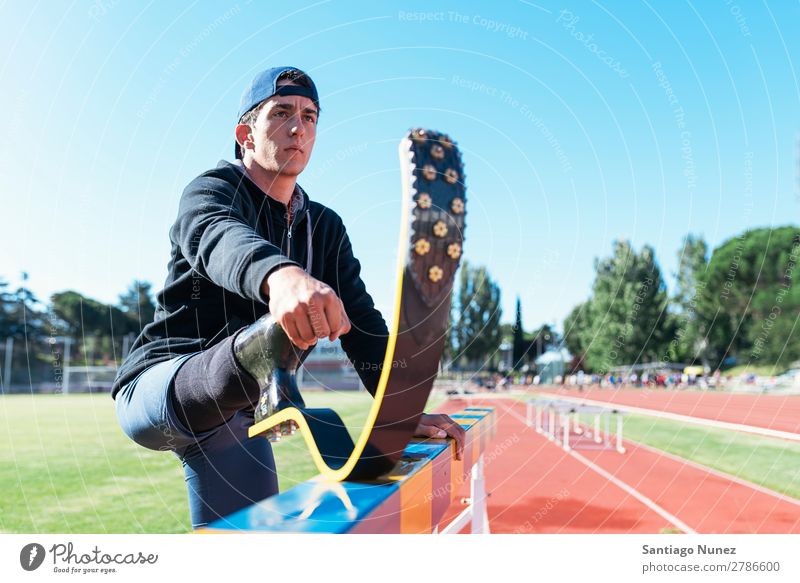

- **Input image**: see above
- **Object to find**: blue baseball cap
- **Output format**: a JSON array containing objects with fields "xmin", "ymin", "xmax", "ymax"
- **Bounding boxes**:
[{"xmin": 235, "ymin": 66, "xmax": 320, "ymax": 159}]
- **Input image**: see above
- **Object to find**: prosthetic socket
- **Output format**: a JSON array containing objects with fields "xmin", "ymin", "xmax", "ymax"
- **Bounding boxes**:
[{"xmin": 234, "ymin": 314, "xmax": 314, "ymax": 441}]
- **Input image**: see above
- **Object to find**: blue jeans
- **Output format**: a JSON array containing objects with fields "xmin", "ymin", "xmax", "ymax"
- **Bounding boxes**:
[{"xmin": 114, "ymin": 355, "xmax": 278, "ymax": 529}]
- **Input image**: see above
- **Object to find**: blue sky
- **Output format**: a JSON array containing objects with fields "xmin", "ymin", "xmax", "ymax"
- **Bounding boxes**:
[{"xmin": 1, "ymin": 0, "xmax": 798, "ymax": 331}]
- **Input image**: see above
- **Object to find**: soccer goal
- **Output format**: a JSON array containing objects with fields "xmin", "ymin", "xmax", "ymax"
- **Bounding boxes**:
[{"xmin": 62, "ymin": 366, "xmax": 117, "ymax": 394}]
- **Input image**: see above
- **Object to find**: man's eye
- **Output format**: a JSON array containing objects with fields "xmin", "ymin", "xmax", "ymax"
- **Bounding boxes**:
[
  {"xmin": 305, "ymin": 115, "xmax": 317, "ymax": 123},
  {"xmin": 274, "ymin": 111, "xmax": 288, "ymax": 117}
]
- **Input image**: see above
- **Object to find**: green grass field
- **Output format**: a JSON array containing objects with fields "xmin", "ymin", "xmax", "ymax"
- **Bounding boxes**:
[
  {"xmin": 0, "ymin": 392, "xmax": 445, "ymax": 534},
  {"xmin": 721, "ymin": 364, "xmax": 789, "ymax": 377},
  {"xmin": 621, "ymin": 415, "xmax": 800, "ymax": 499}
]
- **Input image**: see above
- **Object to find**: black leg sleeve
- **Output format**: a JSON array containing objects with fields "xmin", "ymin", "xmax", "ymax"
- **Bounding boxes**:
[{"xmin": 171, "ymin": 332, "xmax": 261, "ymax": 434}]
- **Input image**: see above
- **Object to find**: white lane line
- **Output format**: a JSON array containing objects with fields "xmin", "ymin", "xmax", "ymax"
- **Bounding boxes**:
[
  {"xmin": 501, "ymin": 402, "xmax": 697, "ymax": 534},
  {"xmin": 566, "ymin": 448, "xmax": 697, "ymax": 534},
  {"xmin": 536, "ymin": 393, "xmax": 800, "ymax": 442}
]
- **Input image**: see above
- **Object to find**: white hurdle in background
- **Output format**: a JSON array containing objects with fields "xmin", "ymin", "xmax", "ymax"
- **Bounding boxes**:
[{"xmin": 527, "ymin": 398, "xmax": 626, "ymax": 454}]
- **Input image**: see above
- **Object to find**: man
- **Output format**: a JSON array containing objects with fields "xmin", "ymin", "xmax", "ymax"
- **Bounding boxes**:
[{"xmin": 113, "ymin": 66, "xmax": 465, "ymax": 530}]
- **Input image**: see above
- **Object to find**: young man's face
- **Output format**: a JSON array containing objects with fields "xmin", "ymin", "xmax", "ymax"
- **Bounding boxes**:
[{"xmin": 243, "ymin": 81, "xmax": 318, "ymax": 177}]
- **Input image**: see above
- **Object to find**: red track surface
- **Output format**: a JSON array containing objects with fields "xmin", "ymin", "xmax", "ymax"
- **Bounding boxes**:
[
  {"xmin": 434, "ymin": 397, "xmax": 800, "ymax": 534},
  {"xmin": 535, "ymin": 386, "xmax": 800, "ymax": 434}
]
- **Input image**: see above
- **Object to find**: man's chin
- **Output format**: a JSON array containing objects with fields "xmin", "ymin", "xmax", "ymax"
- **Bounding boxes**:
[
  {"xmin": 254, "ymin": 156, "xmax": 307, "ymax": 177},
  {"xmin": 278, "ymin": 161, "xmax": 307, "ymax": 177}
]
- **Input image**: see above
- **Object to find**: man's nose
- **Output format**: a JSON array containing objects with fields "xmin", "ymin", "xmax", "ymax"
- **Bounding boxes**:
[{"xmin": 288, "ymin": 115, "xmax": 304, "ymax": 137}]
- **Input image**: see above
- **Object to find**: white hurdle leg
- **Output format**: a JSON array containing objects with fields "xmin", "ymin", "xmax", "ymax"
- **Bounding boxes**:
[
  {"xmin": 604, "ymin": 412, "xmax": 611, "ymax": 446},
  {"xmin": 555, "ymin": 412, "xmax": 561, "ymax": 445},
  {"xmin": 440, "ymin": 454, "xmax": 490, "ymax": 534},
  {"xmin": 548, "ymin": 408, "xmax": 555, "ymax": 441},
  {"xmin": 573, "ymin": 412, "xmax": 582, "ymax": 435},
  {"xmin": 615, "ymin": 413, "xmax": 626, "ymax": 454},
  {"xmin": 471, "ymin": 455, "xmax": 490, "ymax": 533},
  {"xmin": 594, "ymin": 414, "xmax": 602, "ymax": 443},
  {"xmin": 535, "ymin": 405, "xmax": 543, "ymax": 434},
  {"xmin": 562, "ymin": 413, "xmax": 570, "ymax": 451}
]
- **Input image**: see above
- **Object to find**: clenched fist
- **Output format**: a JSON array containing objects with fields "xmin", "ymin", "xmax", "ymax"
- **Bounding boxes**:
[{"xmin": 263, "ymin": 266, "xmax": 351, "ymax": 350}]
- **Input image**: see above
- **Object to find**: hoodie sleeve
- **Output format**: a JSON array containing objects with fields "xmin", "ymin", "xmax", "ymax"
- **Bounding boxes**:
[
  {"xmin": 324, "ymin": 213, "xmax": 390, "ymax": 396},
  {"xmin": 171, "ymin": 174, "xmax": 301, "ymax": 304}
]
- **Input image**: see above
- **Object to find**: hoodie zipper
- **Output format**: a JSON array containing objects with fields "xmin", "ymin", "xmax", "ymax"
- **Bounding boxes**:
[
  {"xmin": 286, "ymin": 197, "xmax": 293, "ymax": 258},
  {"xmin": 286, "ymin": 207, "xmax": 308, "ymax": 261},
  {"xmin": 284, "ymin": 191, "xmax": 309, "ymax": 266}
]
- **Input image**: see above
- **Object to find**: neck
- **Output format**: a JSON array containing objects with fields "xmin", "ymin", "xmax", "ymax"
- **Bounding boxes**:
[{"xmin": 242, "ymin": 158, "xmax": 296, "ymax": 204}]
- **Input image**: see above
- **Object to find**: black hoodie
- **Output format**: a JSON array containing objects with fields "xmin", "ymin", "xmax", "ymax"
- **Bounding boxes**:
[{"xmin": 112, "ymin": 160, "xmax": 389, "ymax": 398}]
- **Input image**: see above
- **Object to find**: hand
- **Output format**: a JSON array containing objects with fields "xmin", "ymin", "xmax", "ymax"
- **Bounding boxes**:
[
  {"xmin": 264, "ymin": 266, "xmax": 351, "ymax": 350},
  {"xmin": 414, "ymin": 413, "xmax": 466, "ymax": 460}
]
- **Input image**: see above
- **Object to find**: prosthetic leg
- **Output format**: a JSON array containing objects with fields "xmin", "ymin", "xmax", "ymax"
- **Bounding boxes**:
[
  {"xmin": 234, "ymin": 315, "xmax": 311, "ymax": 441},
  {"xmin": 247, "ymin": 128, "xmax": 467, "ymax": 481}
]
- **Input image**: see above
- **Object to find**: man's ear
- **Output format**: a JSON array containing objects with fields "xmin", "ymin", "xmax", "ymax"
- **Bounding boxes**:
[{"xmin": 235, "ymin": 123, "xmax": 253, "ymax": 152}]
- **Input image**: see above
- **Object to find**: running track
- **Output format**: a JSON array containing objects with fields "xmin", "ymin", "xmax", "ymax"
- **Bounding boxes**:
[
  {"xmin": 434, "ymin": 397, "xmax": 800, "ymax": 534},
  {"xmin": 535, "ymin": 386, "xmax": 800, "ymax": 435}
]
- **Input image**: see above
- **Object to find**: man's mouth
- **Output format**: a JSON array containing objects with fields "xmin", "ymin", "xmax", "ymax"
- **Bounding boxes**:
[{"xmin": 285, "ymin": 146, "xmax": 304, "ymax": 154}]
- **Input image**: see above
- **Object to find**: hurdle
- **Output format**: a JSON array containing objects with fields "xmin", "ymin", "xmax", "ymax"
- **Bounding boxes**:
[
  {"xmin": 199, "ymin": 407, "xmax": 496, "ymax": 534},
  {"xmin": 527, "ymin": 398, "xmax": 626, "ymax": 454}
]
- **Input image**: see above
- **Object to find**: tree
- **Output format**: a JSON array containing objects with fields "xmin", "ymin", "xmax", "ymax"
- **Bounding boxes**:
[
  {"xmin": 572, "ymin": 240, "xmax": 671, "ymax": 372},
  {"xmin": 512, "ymin": 297, "xmax": 526, "ymax": 370},
  {"xmin": 0, "ymin": 275, "xmax": 49, "ymax": 386},
  {"xmin": 451, "ymin": 261, "xmax": 503, "ymax": 369},
  {"xmin": 698, "ymin": 226, "xmax": 800, "ymax": 369},
  {"xmin": 51, "ymin": 291, "xmax": 110, "ymax": 337},
  {"xmin": 667, "ymin": 234, "xmax": 709, "ymax": 364},
  {"xmin": 563, "ymin": 301, "xmax": 592, "ymax": 372},
  {"xmin": 118, "ymin": 280, "xmax": 156, "ymax": 334},
  {"xmin": 0, "ymin": 279, "xmax": 14, "ymax": 338},
  {"xmin": 50, "ymin": 290, "xmax": 130, "ymax": 364},
  {"xmin": 2, "ymin": 274, "xmax": 45, "ymax": 341}
]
